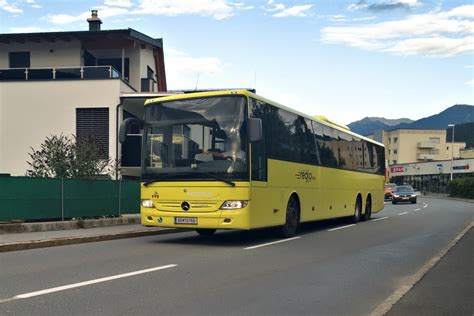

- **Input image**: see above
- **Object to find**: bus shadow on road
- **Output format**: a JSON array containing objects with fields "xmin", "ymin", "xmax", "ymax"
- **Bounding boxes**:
[{"xmin": 151, "ymin": 217, "xmax": 356, "ymax": 248}]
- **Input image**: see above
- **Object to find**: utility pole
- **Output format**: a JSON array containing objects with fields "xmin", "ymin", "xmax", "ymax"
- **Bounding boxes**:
[{"xmin": 448, "ymin": 124, "xmax": 455, "ymax": 181}]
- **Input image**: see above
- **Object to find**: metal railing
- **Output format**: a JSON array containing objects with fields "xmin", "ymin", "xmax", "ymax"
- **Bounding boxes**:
[{"xmin": 0, "ymin": 65, "xmax": 121, "ymax": 81}]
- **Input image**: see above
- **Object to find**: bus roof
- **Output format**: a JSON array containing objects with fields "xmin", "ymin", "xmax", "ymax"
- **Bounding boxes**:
[{"xmin": 144, "ymin": 90, "xmax": 384, "ymax": 147}]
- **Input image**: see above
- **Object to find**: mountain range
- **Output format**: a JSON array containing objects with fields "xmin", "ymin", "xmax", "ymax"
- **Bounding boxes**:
[{"xmin": 348, "ymin": 104, "xmax": 474, "ymax": 136}]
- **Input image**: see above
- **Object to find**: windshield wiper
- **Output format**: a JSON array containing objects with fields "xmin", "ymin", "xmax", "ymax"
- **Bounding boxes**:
[
  {"xmin": 193, "ymin": 171, "xmax": 235, "ymax": 187},
  {"xmin": 142, "ymin": 172, "xmax": 236, "ymax": 187},
  {"xmin": 143, "ymin": 174, "xmax": 172, "ymax": 187}
]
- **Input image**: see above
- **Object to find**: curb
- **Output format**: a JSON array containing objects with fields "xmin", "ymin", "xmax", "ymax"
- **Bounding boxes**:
[
  {"xmin": 422, "ymin": 195, "xmax": 474, "ymax": 204},
  {"xmin": 370, "ymin": 221, "xmax": 474, "ymax": 316},
  {"xmin": 0, "ymin": 215, "xmax": 141, "ymax": 234},
  {"xmin": 0, "ymin": 228, "xmax": 184, "ymax": 253}
]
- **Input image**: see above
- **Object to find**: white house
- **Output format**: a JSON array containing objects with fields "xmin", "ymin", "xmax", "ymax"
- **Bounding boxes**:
[{"xmin": 0, "ymin": 10, "xmax": 170, "ymax": 178}]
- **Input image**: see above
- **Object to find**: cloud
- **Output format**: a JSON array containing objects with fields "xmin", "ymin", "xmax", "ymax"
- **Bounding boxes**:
[
  {"xmin": 165, "ymin": 48, "xmax": 225, "ymax": 89},
  {"xmin": 274, "ymin": 4, "xmax": 313, "ymax": 18},
  {"xmin": 9, "ymin": 26, "xmax": 62, "ymax": 33},
  {"xmin": 104, "ymin": 0, "xmax": 134, "ymax": 7},
  {"xmin": 264, "ymin": 1, "xmax": 314, "ymax": 18},
  {"xmin": 134, "ymin": 0, "xmax": 236, "ymax": 20},
  {"xmin": 0, "ymin": 0, "xmax": 23, "ymax": 13},
  {"xmin": 45, "ymin": 7, "xmax": 130, "ymax": 24},
  {"xmin": 44, "ymin": 0, "xmax": 247, "ymax": 24},
  {"xmin": 348, "ymin": 0, "xmax": 419, "ymax": 12},
  {"xmin": 321, "ymin": 4, "xmax": 474, "ymax": 57}
]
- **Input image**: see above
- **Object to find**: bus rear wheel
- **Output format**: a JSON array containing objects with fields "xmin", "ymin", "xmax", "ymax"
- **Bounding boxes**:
[
  {"xmin": 362, "ymin": 196, "xmax": 372, "ymax": 221},
  {"xmin": 196, "ymin": 229, "xmax": 216, "ymax": 236},
  {"xmin": 279, "ymin": 196, "xmax": 300, "ymax": 238},
  {"xmin": 351, "ymin": 197, "xmax": 362, "ymax": 223}
]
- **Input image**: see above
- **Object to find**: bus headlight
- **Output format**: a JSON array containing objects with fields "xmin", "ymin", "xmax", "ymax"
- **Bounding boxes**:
[
  {"xmin": 141, "ymin": 199, "xmax": 155, "ymax": 208},
  {"xmin": 220, "ymin": 200, "xmax": 248, "ymax": 210}
]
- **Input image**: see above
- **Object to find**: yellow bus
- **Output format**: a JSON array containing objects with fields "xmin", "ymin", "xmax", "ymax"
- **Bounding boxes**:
[{"xmin": 119, "ymin": 90, "xmax": 385, "ymax": 237}]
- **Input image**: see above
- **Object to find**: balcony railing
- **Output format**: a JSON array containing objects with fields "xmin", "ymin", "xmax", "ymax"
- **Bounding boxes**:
[
  {"xmin": 417, "ymin": 141, "xmax": 438, "ymax": 149},
  {"xmin": 0, "ymin": 66, "xmax": 121, "ymax": 81}
]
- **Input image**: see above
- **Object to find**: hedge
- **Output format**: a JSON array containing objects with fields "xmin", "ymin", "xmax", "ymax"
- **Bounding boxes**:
[{"xmin": 448, "ymin": 177, "xmax": 474, "ymax": 199}]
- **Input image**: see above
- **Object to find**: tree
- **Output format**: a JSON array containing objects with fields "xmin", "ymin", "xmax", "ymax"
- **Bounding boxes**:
[{"xmin": 26, "ymin": 134, "xmax": 114, "ymax": 179}]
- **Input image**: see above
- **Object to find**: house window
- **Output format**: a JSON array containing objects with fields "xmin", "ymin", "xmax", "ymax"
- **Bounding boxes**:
[
  {"xmin": 394, "ymin": 149, "xmax": 398, "ymax": 154},
  {"xmin": 392, "ymin": 160, "xmax": 397, "ymax": 164},
  {"xmin": 9, "ymin": 51, "xmax": 30, "ymax": 68},
  {"xmin": 394, "ymin": 137, "xmax": 398, "ymax": 143},
  {"xmin": 76, "ymin": 108, "xmax": 109, "ymax": 159},
  {"xmin": 141, "ymin": 66, "xmax": 156, "ymax": 92}
]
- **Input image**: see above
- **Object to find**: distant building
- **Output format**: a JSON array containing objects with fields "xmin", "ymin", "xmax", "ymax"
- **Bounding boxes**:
[
  {"xmin": 369, "ymin": 128, "xmax": 465, "ymax": 165},
  {"xmin": 0, "ymin": 10, "xmax": 170, "ymax": 177},
  {"xmin": 388, "ymin": 158, "xmax": 474, "ymax": 193},
  {"xmin": 460, "ymin": 149, "xmax": 474, "ymax": 159}
]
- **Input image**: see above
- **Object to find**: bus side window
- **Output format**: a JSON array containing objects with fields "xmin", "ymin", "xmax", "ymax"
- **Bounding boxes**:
[
  {"xmin": 250, "ymin": 98, "xmax": 267, "ymax": 181},
  {"xmin": 316, "ymin": 125, "xmax": 339, "ymax": 168}
]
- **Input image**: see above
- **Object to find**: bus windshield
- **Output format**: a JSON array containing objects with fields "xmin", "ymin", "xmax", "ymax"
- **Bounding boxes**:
[{"xmin": 142, "ymin": 96, "xmax": 248, "ymax": 181}]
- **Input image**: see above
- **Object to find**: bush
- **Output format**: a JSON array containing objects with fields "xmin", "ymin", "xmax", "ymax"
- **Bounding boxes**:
[{"xmin": 448, "ymin": 177, "xmax": 474, "ymax": 199}]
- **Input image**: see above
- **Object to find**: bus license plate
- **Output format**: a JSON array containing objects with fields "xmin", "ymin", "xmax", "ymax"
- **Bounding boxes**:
[{"xmin": 174, "ymin": 217, "xmax": 198, "ymax": 225}]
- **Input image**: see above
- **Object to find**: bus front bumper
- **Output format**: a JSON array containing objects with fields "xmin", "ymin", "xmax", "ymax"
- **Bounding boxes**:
[{"xmin": 141, "ymin": 207, "xmax": 250, "ymax": 230}]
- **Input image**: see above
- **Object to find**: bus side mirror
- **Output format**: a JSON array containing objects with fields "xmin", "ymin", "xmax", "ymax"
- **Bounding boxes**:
[
  {"xmin": 119, "ymin": 118, "xmax": 144, "ymax": 143},
  {"xmin": 249, "ymin": 118, "xmax": 262, "ymax": 142}
]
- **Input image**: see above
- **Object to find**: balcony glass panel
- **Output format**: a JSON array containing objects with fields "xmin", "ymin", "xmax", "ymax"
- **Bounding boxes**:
[
  {"xmin": 28, "ymin": 68, "xmax": 54, "ymax": 80},
  {"xmin": 0, "ymin": 68, "xmax": 27, "ymax": 80},
  {"xmin": 55, "ymin": 68, "xmax": 82, "ymax": 79},
  {"xmin": 83, "ymin": 66, "xmax": 111, "ymax": 79}
]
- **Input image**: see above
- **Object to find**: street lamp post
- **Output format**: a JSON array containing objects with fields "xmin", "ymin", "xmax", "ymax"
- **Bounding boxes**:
[{"xmin": 448, "ymin": 124, "xmax": 455, "ymax": 181}]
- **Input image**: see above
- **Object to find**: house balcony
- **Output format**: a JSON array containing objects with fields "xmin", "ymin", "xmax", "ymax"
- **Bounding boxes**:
[
  {"xmin": 0, "ymin": 66, "xmax": 121, "ymax": 81},
  {"xmin": 417, "ymin": 141, "xmax": 438, "ymax": 149},
  {"xmin": 417, "ymin": 153, "xmax": 437, "ymax": 160}
]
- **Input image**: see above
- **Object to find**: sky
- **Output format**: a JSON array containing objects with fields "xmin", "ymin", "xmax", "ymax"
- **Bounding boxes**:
[{"xmin": 0, "ymin": 0, "xmax": 473, "ymax": 124}]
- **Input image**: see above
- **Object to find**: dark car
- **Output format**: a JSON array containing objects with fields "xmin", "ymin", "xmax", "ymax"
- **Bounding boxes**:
[{"xmin": 391, "ymin": 185, "xmax": 417, "ymax": 204}]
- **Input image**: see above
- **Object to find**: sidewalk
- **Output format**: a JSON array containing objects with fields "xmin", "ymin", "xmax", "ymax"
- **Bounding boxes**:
[
  {"xmin": 0, "ymin": 224, "xmax": 182, "ymax": 252},
  {"xmin": 387, "ymin": 228, "xmax": 473, "ymax": 316}
]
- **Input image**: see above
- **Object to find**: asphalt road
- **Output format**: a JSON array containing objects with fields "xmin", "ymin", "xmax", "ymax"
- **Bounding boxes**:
[{"xmin": 0, "ymin": 198, "xmax": 472, "ymax": 315}]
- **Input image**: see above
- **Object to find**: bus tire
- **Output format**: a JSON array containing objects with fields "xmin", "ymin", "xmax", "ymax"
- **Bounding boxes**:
[
  {"xmin": 196, "ymin": 229, "xmax": 216, "ymax": 236},
  {"xmin": 351, "ymin": 197, "xmax": 362, "ymax": 223},
  {"xmin": 362, "ymin": 195, "xmax": 372, "ymax": 221},
  {"xmin": 279, "ymin": 195, "xmax": 300, "ymax": 238}
]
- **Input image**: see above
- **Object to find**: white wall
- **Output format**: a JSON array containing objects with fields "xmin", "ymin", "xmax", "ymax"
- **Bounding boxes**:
[
  {"xmin": 0, "ymin": 40, "xmax": 81, "ymax": 68},
  {"xmin": 140, "ymin": 46, "xmax": 157, "ymax": 91},
  {"xmin": 0, "ymin": 79, "xmax": 126, "ymax": 175}
]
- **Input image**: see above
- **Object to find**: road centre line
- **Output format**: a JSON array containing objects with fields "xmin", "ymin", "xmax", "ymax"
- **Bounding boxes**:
[
  {"xmin": 372, "ymin": 216, "xmax": 388, "ymax": 222},
  {"xmin": 327, "ymin": 224, "xmax": 356, "ymax": 232},
  {"xmin": 397, "ymin": 212, "xmax": 409, "ymax": 216},
  {"xmin": 0, "ymin": 264, "xmax": 177, "ymax": 303},
  {"xmin": 244, "ymin": 236, "xmax": 301, "ymax": 250},
  {"xmin": 413, "ymin": 208, "xmax": 421, "ymax": 212}
]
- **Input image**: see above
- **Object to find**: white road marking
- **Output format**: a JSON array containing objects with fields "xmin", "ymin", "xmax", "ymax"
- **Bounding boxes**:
[
  {"xmin": 372, "ymin": 216, "xmax": 388, "ymax": 222},
  {"xmin": 413, "ymin": 208, "xmax": 421, "ymax": 212},
  {"xmin": 0, "ymin": 264, "xmax": 177, "ymax": 303},
  {"xmin": 327, "ymin": 224, "xmax": 356, "ymax": 232},
  {"xmin": 397, "ymin": 212, "xmax": 409, "ymax": 216},
  {"xmin": 423, "ymin": 203, "xmax": 428, "ymax": 208},
  {"xmin": 244, "ymin": 237, "xmax": 301, "ymax": 250}
]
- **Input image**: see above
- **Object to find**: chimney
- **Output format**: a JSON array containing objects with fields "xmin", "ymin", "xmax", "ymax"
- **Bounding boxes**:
[{"xmin": 87, "ymin": 10, "xmax": 102, "ymax": 31}]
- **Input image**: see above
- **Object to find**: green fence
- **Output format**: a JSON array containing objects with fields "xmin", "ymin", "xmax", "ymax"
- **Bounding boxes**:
[{"xmin": 0, "ymin": 176, "xmax": 140, "ymax": 222}]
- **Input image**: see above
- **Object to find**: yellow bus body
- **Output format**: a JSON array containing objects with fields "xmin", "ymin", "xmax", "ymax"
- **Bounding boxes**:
[{"xmin": 140, "ymin": 90, "xmax": 384, "ymax": 230}]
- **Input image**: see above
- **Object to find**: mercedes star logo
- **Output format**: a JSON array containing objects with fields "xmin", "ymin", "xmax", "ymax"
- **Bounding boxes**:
[{"xmin": 181, "ymin": 201, "xmax": 190, "ymax": 211}]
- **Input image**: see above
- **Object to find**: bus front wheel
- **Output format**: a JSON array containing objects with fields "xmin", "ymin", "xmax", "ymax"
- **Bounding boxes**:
[
  {"xmin": 279, "ymin": 196, "xmax": 300, "ymax": 238},
  {"xmin": 196, "ymin": 229, "xmax": 216, "ymax": 236}
]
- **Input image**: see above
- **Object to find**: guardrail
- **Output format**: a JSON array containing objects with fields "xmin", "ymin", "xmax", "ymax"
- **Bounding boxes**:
[
  {"xmin": 0, "ymin": 66, "xmax": 121, "ymax": 81},
  {"xmin": 0, "ymin": 176, "xmax": 140, "ymax": 222}
]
